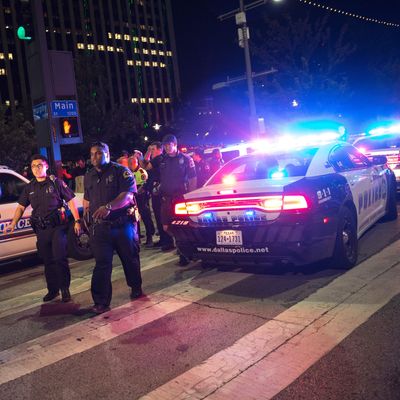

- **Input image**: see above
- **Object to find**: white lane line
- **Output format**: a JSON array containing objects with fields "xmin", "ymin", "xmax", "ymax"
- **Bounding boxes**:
[
  {"xmin": 0, "ymin": 271, "xmax": 252, "ymax": 385},
  {"xmin": 140, "ymin": 240, "xmax": 400, "ymax": 400},
  {"xmin": 0, "ymin": 251, "xmax": 177, "ymax": 319}
]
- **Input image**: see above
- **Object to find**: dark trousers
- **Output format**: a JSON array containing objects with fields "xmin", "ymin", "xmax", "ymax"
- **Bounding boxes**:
[
  {"xmin": 152, "ymin": 194, "xmax": 173, "ymax": 245},
  {"xmin": 36, "ymin": 225, "xmax": 70, "ymax": 292},
  {"xmin": 89, "ymin": 221, "xmax": 141, "ymax": 307},
  {"xmin": 136, "ymin": 191, "xmax": 155, "ymax": 238}
]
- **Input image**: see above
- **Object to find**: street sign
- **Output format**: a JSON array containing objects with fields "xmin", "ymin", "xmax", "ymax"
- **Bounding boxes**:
[
  {"xmin": 32, "ymin": 102, "xmax": 48, "ymax": 121},
  {"xmin": 51, "ymin": 100, "xmax": 78, "ymax": 118}
]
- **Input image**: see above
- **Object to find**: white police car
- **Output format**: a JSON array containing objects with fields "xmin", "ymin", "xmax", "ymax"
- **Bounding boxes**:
[
  {"xmin": 0, "ymin": 166, "xmax": 91, "ymax": 263},
  {"xmin": 169, "ymin": 138, "xmax": 397, "ymax": 268},
  {"xmin": 353, "ymin": 125, "xmax": 400, "ymax": 191}
]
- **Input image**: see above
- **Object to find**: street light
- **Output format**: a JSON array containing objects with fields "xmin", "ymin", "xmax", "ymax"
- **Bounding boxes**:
[
  {"xmin": 152, "ymin": 123, "xmax": 161, "ymax": 131},
  {"xmin": 218, "ymin": 0, "xmax": 283, "ymax": 137}
]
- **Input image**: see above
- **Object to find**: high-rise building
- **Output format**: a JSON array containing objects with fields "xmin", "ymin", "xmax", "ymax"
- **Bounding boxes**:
[{"xmin": 0, "ymin": 0, "xmax": 181, "ymax": 127}]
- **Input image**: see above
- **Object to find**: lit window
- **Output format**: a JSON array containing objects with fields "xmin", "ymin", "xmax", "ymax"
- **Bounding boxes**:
[
  {"xmin": 6, "ymin": 100, "xmax": 11, "ymax": 105},
  {"xmin": 149, "ymin": 37, "xmax": 155, "ymax": 43},
  {"xmin": 160, "ymin": 62, "xmax": 166, "ymax": 68},
  {"xmin": 0, "ymin": 68, "xmax": 6, "ymax": 75},
  {"xmin": 98, "ymin": 45, "xmax": 104, "ymax": 51},
  {"xmin": 134, "ymin": 48, "xmax": 139, "ymax": 53},
  {"xmin": 108, "ymin": 32, "xmax": 112, "ymax": 39},
  {"xmin": 151, "ymin": 50, "xmax": 156, "ymax": 55},
  {"xmin": 124, "ymin": 34, "xmax": 130, "ymax": 41},
  {"xmin": 88, "ymin": 44, "xmax": 95, "ymax": 50},
  {"xmin": 131, "ymin": 98, "xmax": 138, "ymax": 103},
  {"xmin": 127, "ymin": 60, "xmax": 133, "ymax": 65},
  {"xmin": 107, "ymin": 46, "xmax": 114, "ymax": 52},
  {"xmin": 159, "ymin": 51, "xmax": 165, "ymax": 56},
  {"xmin": 149, "ymin": 98, "xmax": 154, "ymax": 103},
  {"xmin": 77, "ymin": 43, "xmax": 85, "ymax": 49},
  {"xmin": 142, "ymin": 49, "xmax": 149, "ymax": 54},
  {"xmin": 140, "ymin": 98, "xmax": 146, "ymax": 103},
  {"xmin": 136, "ymin": 60, "xmax": 142, "ymax": 66},
  {"xmin": 157, "ymin": 40, "xmax": 163, "ymax": 44},
  {"xmin": 141, "ymin": 36, "xmax": 147, "ymax": 42},
  {"xmin": 116, "ymin": 47, "xmax": 123, "ymax": 52},
  {"xmin": 164, "ymin": 98, "xmax": 171, "ymax": 103},
  {"xmin": 115, "ymin": 33, "xmax": 121, "ymax": 39},
  {"xmin": 0, "ymin": 53, "xmax": 3, "ymax": 59},
  {"xmin": 8, "ymin": 53, "xmax": 13, "ymax": 60},
  {"xmin": 152, "ymin": 62, "xmax": 158, "ymax": 67},
  {"xmin": 133, "ymin": 36, "xmax": 139, "ymax": 42},
  {"xmin": 166, "ymin": 51, "xmax": 172, "ymax": 56},
  {"xmin": 156, "ymin": 98, "xmax": 162, "ymax": 103},
  {"xmin": 144, "ymin": 61, "xmax": 150, "ymax": 66}
]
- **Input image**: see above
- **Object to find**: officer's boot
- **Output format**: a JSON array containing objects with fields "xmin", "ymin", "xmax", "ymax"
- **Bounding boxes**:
[{"xmin": 61, "ymin": 288, "xmax": 71, "ymax": 302}]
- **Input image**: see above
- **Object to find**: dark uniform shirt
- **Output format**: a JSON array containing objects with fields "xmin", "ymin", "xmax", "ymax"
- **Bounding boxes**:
[
  {"xmin": 18, "ymin": 176, "xmax": 75, "ymax": 218},
  {"xmin": 84, "ymin": 162, "xmax": 136, "ymax": 220},
  {"xmin": 195, "ymin": 159, "xmax": 211, "ymax": 188},
  {"xmin": 152, "ymin": 152, "xmax": 196, "ymax": 196}
]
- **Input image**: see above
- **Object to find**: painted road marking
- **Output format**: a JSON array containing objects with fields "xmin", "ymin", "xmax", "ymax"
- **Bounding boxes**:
[
  {"xmin": 141, "ymin": 240, "xmax": 400, "ymax": 400},
  {"xmin": 0, "ymin": 250, "xmax": 177, "ymax": 319},
  {"xmin": 0, "ymin": 271, "xmax": 252, "ymax": 385}
]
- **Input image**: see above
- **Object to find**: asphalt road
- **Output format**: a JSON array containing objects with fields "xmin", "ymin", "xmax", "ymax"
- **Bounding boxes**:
[{"xmin": 0, "ymin": 210, "xmax": 399, "ymax": 400}]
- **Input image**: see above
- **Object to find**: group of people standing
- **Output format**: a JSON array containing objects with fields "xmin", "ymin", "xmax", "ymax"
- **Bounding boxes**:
[{"xmin": 4, "ymin": 134, "xmax": 221, "ymax": 314}]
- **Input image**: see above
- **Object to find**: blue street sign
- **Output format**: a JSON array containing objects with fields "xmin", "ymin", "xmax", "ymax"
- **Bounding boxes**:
[
  {"xmin": 51, "ymin": 100, "xmax": 78, "ymax": 118},
  {"xmin": 32, "ymin": 102, "xmax": 48, "ymax": 121}
]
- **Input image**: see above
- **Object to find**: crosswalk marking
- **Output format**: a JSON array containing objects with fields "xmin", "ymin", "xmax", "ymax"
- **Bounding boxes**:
[
  {"xmin": 141, "ymin": 240, "xmax": 400, "ymax": 400},
  {"xmin": 0, "ymin": 271, "xmax": 252, "ymax": 385},
  {"xmin": 0, "ymin": 250, "xmax": 177, "ymax": 319}
]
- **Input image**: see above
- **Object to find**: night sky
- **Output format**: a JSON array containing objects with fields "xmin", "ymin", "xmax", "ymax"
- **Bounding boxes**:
[{"xmin": 171, "ymin": 0, "xmax": 400, "ymax": 100}]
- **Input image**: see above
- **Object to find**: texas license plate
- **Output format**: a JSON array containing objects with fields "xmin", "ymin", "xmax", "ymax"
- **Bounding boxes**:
[{"xmin": 216, "ymin": 230, "xmax": 243, "ymax": 246}]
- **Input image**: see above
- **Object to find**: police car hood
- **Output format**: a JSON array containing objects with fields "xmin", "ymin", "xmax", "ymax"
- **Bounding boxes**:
[{"xmin": 184, "ymin": 176, "xmax": 304, "ymax": 200}]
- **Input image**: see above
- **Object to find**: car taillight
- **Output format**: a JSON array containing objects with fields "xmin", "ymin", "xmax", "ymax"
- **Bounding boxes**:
[
  {"xmin": 174, "ymin": 195, "xmax": 309, "ymax": 216},
  {"xmin": 282, "ymin": 195, "xmax": 308, "ymax": 210}
]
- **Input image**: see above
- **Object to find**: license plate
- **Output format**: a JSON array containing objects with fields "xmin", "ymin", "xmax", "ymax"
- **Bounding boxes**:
[{"xmin": 216, "ymin": 230, "xmax": 243, "ymax": 246}]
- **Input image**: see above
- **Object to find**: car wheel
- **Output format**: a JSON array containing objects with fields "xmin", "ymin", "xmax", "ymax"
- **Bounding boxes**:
[
  {"xmin": 332, "ymin": 207, "xmax": 358, "ymax": 269},
  {"xmin": 382, "ymin": 174, "xmax": 398, "ymax": 221},
  {"xmin": 67, "ymin": 223, "xmax": 92, "ymax": 260}
]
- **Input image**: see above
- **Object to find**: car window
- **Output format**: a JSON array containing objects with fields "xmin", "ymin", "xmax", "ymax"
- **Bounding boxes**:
[
  {"xmin": 329, "ymin": 146, "xmax": 371, "ymax": 172},
  {"xmin": 207, "ymin": 149, "xmax": 317, "ymax": 185},
  {"xmin": 0, "ymin": 173, "xmax": 26, "ymax": 204}
]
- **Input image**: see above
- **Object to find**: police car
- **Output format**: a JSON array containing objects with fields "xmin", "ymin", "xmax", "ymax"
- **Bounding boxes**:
[
  {"xmin": 169, "ymin": 137, "xmax": 397, "ymax": 268},
  {"xmin": 352, "ymin": 124, "xmax": 400, "ymax": 191},
  {"xmin": 0, "ymin": 166, "xmax": 91, "ymax": 263}
]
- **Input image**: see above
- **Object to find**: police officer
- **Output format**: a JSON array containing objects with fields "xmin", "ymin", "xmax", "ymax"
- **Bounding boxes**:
[
  {"xmin": 83, "ymin": 142, "xmax": 142, "ymax": 314},
  {"xmin": 4, "ymin": 154, "xmax": 82, "ymax": 302},
  {"xmin": 138, "ymin": 135, "xmax": 196, "ymax": 265},
  {"xmin": 192, "ymin": 149, "xmax": 211, "ymax": 188},
  {"xmin": 128, "ymin": 153, "xmax": 155, "ymax": 247}
]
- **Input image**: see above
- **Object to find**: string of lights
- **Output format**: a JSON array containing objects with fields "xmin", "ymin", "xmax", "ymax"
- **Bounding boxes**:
[{"xmin": 297, "ymin": 0, "xmax": 400, "ymax": 28}]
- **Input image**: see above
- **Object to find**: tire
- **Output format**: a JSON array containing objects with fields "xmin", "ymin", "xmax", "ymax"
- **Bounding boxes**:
[
  {"xmin": 382, "ymin": 174, "xmax": 398, "ymax": 221},
  {"xmin": 331, "ymin": 207, "xmax": 358, "ymax": 269},
  {"xmin": 67, "ymin": 223, "xmax": 92, "ymax": 260}
]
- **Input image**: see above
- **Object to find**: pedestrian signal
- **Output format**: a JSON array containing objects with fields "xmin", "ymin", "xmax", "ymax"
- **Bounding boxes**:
[{"xmin": 59, "ymin": 117, "xmax": 79, "ymax": 138}]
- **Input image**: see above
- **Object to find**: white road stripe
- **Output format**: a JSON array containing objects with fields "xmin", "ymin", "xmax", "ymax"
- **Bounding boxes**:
[
  {"xmin": 141, "ymin": 240, "xmax": 400, "ymax": 400},
  {"xmin": 0, "ymin": 250, "xmax": 177, "ymax": 319},
  {"xmin": 0, "ymin": 271, "xmax": 251, "ymax": 385}
]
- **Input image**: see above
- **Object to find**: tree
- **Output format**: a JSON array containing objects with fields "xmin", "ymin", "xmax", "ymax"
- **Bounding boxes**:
[
  {"xmin": 252, "ymin": 14, "xmax": 356, "ymax": 120},
  {"xmin": 0, "ymin": 106, "xmax": 36, "ymax": 172}
]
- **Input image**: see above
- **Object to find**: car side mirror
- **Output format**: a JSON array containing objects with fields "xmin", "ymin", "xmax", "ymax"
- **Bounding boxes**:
[{"xmin": 369, "ymin": 155, "xmax": 387, "ymax": 165}]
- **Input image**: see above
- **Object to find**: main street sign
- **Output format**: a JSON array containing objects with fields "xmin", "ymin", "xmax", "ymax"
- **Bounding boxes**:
[{"xmin": 51, "ymin": 100, "xmax": 78, "ymax": 118}]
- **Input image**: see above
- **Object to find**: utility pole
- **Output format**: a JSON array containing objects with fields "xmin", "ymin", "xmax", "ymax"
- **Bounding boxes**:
[{"xmin": 218, "ymin": 0, "xmax": 281, "ymax": 137}]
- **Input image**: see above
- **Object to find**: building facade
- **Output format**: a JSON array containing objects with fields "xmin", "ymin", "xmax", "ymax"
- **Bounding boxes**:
[{"xmin": 0, "ymin": 0, "xmax": 181, "ymax": 126}]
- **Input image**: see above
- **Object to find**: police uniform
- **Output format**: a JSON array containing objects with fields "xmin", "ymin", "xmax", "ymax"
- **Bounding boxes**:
[
  {"xmin": 18, "ymin": 176, "xmax": 75, "ymax": 293},
  {"xmin": 195, "ymin": 158, "xmax": 211, "ymax": 188},
  {"xmin": 84, "ymin": 162, "xmax": 141, "ymax": 308},
  {"xmin": 152, "ymin": 152, "xmax": 197, "ymax": 225},
  {"xmin": 131, "ymin": 164, "xmax": 155, "ymax": 242}
]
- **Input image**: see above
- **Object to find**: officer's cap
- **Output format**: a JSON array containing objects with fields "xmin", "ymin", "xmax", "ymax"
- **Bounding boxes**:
[{"xmin": 162, "ymin": 134, "xmax": 177, "ymax": 145}]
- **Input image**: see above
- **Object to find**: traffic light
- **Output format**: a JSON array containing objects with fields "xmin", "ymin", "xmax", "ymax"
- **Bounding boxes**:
[
  {"xmin": 17, "ymin": 1, "xmax": 33, "ymax": 41},
  {"xmin": 59, "ymin": 117, "xmax": 79, "ymax": 138}
]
